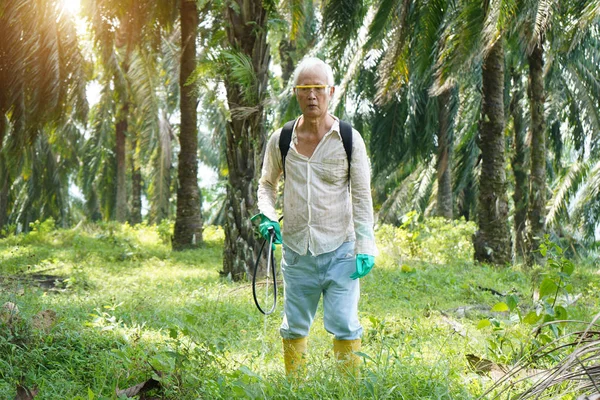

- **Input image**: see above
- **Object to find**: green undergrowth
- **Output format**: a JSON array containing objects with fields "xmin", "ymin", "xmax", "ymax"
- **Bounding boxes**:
[{"xmin": 0, "ymin": 219, "xmax": 598, "ymax": 399}]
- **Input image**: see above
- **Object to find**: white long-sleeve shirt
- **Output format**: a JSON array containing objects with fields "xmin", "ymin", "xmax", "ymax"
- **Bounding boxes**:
[{"xmin": 257, "ymin": 116, "xmax": 378, "ymax": 257}]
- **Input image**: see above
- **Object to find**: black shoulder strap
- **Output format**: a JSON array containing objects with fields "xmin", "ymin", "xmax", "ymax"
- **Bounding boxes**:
[
  {"xmin": 279, "ymin": 119, "xmax": 296, "ymax": 179},
  {"xmin": 279, "ymin": 118, "xmax": 353, "ymax": 180},
  {"xmin": 339, "ymin": 120, "xmax": 353, "ymax": 181}
]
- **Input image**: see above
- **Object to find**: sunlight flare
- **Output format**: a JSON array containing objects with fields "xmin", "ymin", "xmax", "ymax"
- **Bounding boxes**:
[{"xmin": 61, "ymin": 0, "xmax": 81, "ymax": 15}]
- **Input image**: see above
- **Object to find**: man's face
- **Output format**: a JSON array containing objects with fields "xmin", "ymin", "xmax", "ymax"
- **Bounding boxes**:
[{"xmin": 295, "ymin": 66, "xmax": 334, "ymax": 119}]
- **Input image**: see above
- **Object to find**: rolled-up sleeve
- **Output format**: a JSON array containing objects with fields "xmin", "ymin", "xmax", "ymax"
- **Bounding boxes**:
[
  {"xmin": 350, "ymin": 130, "xmax": 378, "ymax": 256},
  {"xmin": 257, "ymin": 129, "xmax": 283, "ymax": 222}
]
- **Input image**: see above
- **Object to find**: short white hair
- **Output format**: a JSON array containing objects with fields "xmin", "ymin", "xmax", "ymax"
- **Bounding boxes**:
[{"xmin": 292, "ymin": 57, "xmax": 335, "ymax": 86}]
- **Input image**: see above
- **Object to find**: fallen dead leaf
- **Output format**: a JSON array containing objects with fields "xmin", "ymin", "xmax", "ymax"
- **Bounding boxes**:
[
  {"xmin": 31, "ymin": 310, "xmax": 57, "ymax": 332},
  {"xmin": 15, "ymin": 384, "xmax": 38, "ymax": 400},
  {"xmin": 466, "ymin": 354, "xmax": 508, "ymax": 381},
  {"xmin": 116, "ymin": 377, "xmax": 161, "ymax": 398}
]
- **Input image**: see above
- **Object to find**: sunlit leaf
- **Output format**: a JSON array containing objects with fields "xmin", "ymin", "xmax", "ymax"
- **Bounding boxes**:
[
  {"xmin": 491, "ymin": 302, "xmax": 509, "ymax": 312},
  {"xmin": 477, "ymin": 319, "xmax": 491, "ymax": 329},
  {"xmin": 539, "ymin": 278, "xmax": 558, "ymax": 299},
  {"xmin": 506, "ymin": 295, "xmax": 519, "ymax": 311},
  {"xmin": 554, "ymin": 305, "xmax": 568, "ymax": 321},
  {"xmin": 523, "ymin": 311, "xmax": 541, "ymax": 325}
]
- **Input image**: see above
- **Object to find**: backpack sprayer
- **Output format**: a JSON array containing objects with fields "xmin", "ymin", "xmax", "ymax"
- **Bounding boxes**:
[{"xmin": 252, "ymin": 226, "xmax": 277, "ymax": 315}]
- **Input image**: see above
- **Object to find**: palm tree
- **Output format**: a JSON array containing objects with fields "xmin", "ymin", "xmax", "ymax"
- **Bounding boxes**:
[
  {"xmin": 506, "ymin": 0, "xmax": 600, "ymax": 259},
  {"xmin": 322, "ymin": 0, "xmax": 457, "ymax": 220},
  {"xmin": 82, "ymin": 0, "xmax": 204, "ymax": 242},
  {"xmin": 544, "ymin": 17, "xmax": 600, "ymax": 244},
  {"xmin": 173, "ymin": 0, "xmax": 203, "ymax": 250},
  {"xmin": 0, "ymin": 0, "xmax": 87, "ymax": 232},
  {"xmin": 437, "ymin": 0, "xmax": 513, "ymax": 264},
  {"xmin": 508, "ymin": 64, "xmax": 529, "ymax": 259},
  {"xmin": 473, "ymin": 37, "xmax": 512, "ymax": 264},
  {"xmin": 145, "ymin": 34, "xmax": 180, "ymax": 224},
  {"xmin": 221, "ymin": 0, "xmax": 271, "ymax": 280}
]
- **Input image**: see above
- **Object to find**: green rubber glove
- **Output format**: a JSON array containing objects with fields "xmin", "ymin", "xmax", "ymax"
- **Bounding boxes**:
[
  {"xmin": 251, "ymin": 213, "xmax": 282, "ymax": 248},
  {"xmin": 350, "ymin": 254, "xmax": 374, "ymax": 279}
]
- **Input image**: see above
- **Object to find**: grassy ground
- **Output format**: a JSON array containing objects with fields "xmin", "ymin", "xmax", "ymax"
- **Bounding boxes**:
[{"xmin": 0, "ymin": 220, "xmax": 598, "ymax": 399}]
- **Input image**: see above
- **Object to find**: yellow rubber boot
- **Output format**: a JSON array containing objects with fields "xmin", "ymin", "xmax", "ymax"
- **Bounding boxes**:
[
  {"xmin": 333, "ymin": 338, "xmax": 361, "ymax": 377},
  {"xmin": 282, "ymin": 337, "xmax": 308, "ymax": 378}
]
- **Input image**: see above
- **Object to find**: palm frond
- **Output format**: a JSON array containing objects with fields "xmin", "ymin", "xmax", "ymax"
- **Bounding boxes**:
[
  {"xmin": 546, "ymin": 160, "xmax": 589, "ymax": 228},
  {"xmin": 483, "ymin": 313, "xmax": 600, "ymax": 399},
  {"xmin": 79, "ymin": 83, "xmax": 116, "ymax": 221},
  {"xmin": 570, "ymin": 158, "xmax": 600, "ymax": 224},
  {"xmin": 279, "ymin": 0, "xmax": 306, "ymax": 41},
  {"xmin": 435, "ymin": 0, "xmax": 484, "ymax": 83},
  {"xmin": 323, "ymin": 0, "xmax": 367, "ymax": 55},
  {"xmin": 374, "ymin": 0, "xmax": 413, "ymax": 104},
  {"xmin": 330, "ymin": 5, "xmax": 376, "ymax": 112},
  {"xmin": 567, "ymin": 1, "xmax": 600, "ymax": 53},
  {"xmin": 528, "ymin": 0, "xmax": 556, "ymax": 53},
  {"xmin": 566, "ymin": 64, "xmax": 600, "ymax": 144},
  {"xmin": 376, "ymin": 159, "xmax": 436, "ymax": 225},
  {"xmin": 412, "ymin": 0, "xmax": 449, "ymax": 82},
  {"xmin": 376, "ymin": 165, "xmax": 423, "ymax": 225},
  {"xmin": 129, "ymin": 48, "xmax": 160, "ymax": 158},
  {"xmin": 222, "ymin": 50, "xmax": 258, "ymax": 104},
  {"xmin": 365, "ymin": 0, "xmax": 401, "ymax": 50},
  {"xmin": 148, "ymin": 113, "xmax": 174, "ymax": 223}
]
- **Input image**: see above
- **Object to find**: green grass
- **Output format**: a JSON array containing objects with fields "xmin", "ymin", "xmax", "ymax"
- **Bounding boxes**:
[{"xmin": 0, "ymin": 220, "xmax": 598, "ymax": 399}]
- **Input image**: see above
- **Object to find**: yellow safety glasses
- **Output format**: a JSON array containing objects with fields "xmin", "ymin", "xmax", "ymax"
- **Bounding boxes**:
[{"xmin": 294, "ymin": 85, "xmax": 330, "ymax": 95}]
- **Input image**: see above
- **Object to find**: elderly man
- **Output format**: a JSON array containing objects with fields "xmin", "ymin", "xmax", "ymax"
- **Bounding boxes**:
[{"xmin": 254, "ymin": 57, "xmax": 377, "ymax": 377}]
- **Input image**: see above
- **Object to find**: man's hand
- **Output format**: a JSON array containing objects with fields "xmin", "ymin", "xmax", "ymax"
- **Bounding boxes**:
[
  {"xmin": 350, "ymin": 254, "xmax": 374, "ymax": 279},
  {"xmin": 251, "ymin": 213, "xmax": 282, "ymax": 248}
]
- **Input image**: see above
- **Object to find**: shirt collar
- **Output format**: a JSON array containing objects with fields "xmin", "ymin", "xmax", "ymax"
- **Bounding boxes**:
[{"xmin": 292, "ymin": 114, "xmax": 341, "ymax": 144}]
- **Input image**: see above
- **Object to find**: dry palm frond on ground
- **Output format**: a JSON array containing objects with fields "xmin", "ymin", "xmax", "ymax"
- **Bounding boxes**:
[{"xmin": 482, "ymin": 313, "xmax": 600, "ymax": 399}]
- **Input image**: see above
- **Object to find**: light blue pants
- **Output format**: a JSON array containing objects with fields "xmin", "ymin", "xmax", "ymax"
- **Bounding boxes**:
[{"xmin": 280, "ymin": 241, "xmax": 363, "ymax": 340}]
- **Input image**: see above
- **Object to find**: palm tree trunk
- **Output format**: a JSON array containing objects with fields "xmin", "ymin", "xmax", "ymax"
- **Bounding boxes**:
[
  {"xmin": 510, "ymin": 69, "xmax": 528, "ymax": 260},
  {"xmin": 222, "ymin": 0, "xmax": 270, "ymax": 281},
  {"xmin": 173, "ymin": 0, "xmax": 203, "ymax": 250},
  {"xmin": 279, "ymin": 40, "xmax": 296, "ymax": 83},
  {"xmin": 130, "ymin": 135, "xmax": 142, "ymax": 225},
  {"xmin": 0, "ymin": 116, "xmax": 7, "ymax": 233},
  {"xmin": 115, "ymin": 103, "xmax": 128, "ymax": 222},
  {"xmin": 473, "ymin": 39, "xmax": 512, "ymax": 265},
  {"xmin": 526, "ymin": 42, "xmax": 546, "ymax": 265},
  {"xmin": 0, "ymin": 169, "xmax": 9, "ymax": 234},
  {"xmin": 436, "ymin": 88, "xmax": 453, "ymax": 219}
]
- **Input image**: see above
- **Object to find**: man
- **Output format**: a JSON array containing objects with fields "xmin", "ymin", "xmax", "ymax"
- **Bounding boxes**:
[{"xmin": 254, "ymin": 57, "xmax": 377, "ymax": 378}]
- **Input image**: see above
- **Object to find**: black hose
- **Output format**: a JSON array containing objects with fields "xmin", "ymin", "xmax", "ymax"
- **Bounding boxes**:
[{"xmin": 252, "ymin": 228, "xmax": 277, "ymax": 315}]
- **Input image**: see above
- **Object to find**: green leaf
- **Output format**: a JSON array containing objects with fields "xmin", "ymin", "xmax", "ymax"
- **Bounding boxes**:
[
  {"xmin": 477, "ymin": 319, "xmax": 491, "ymax": 329},
  {"xmin": 401, "ymin": 264, "xmax": 415, "ymax": 273},
  {"xmin": 539, "ymin": 278, "xmax": 558, "ymax": 298},
  {"xmin": 562, "ymin": 260, "xmax": 575, "ymax": 276},
  {"xmin": 239, "ymin": 365, "xmax": 261, "ymax": 379},
  {"xmin": 355, "ymin": 351, "xmax": 375, "ymax": 361},
  {"xmin": 543, "ymin": 302, "xmax": 556, "ymax": 317},
  {"xmin": 523, "ymin": 311, "xmax": 541, "ymax": 325},
  {"xmin": 491, "ymin": 302, "xmax": 510, "ymax": 312},
  {"xmin": 549, "ymin": 323, "xmax": 560, "ymax": 338},
  {"xmin": 565, "ymin": 283, "xmax": 574, "ymax": 293},
  {"xmin": 554, "ymin": 305, "xmax": 568, "ymax": 321},
  {"xmin": 548, "ymin": 258, "xmax": 561, "ymax": 269},
  {"xmin": 506, "ymin": 295, "xmax": 519, "ymax": 311},
  {"xmin": 539, "ymin": 244, "xmax": 547, "ymax": 257}
]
